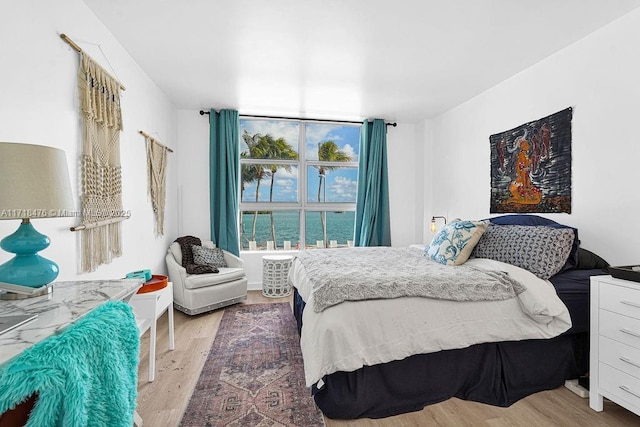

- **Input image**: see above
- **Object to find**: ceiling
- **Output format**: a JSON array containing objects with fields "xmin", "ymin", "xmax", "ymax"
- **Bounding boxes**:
[{"xmin": 84, "ymin": 0, "xmax": 640, "ymax": 123}]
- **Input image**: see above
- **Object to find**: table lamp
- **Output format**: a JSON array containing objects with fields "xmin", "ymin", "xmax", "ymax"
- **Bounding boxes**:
[{"xmin": 0, "ymin": 142, "xmax": 74, "ymax": 297}]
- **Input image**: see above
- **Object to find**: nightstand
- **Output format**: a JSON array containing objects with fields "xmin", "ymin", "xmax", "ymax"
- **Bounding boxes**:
[
  {"xmin": 590, "ymin": 275, "xmax": 640, "ymax": 416},
  {"xmin": 129, "ymin": 282, "xmax": 175, "ymax": 382}
]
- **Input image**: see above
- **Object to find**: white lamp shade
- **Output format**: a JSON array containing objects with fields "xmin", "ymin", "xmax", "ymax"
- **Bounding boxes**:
[{"xmin": 0, "ymin": 142, "xmax": 74, "ymax": 219}]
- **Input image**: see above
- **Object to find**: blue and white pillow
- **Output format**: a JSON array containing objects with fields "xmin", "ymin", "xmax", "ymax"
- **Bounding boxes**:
[{"xmin": 425, "ymin": 220, "xmax": 488, "ymax": 266}]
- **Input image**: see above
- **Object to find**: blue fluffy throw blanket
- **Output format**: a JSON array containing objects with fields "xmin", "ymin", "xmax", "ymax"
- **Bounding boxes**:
[{"xmin": 0, "ymin": 301, "xmax": 140, "ymax": 426}]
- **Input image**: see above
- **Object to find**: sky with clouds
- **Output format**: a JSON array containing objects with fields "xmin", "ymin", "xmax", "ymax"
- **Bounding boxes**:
[{"xmin": 240, "ymin": 119, "xmax": 360, "ymax": 203}]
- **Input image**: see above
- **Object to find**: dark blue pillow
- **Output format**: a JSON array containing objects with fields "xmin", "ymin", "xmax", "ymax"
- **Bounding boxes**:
[
  {"xmin": 575, "ymin": 247, "xmax": 609, "ymax": 270},
  {"xmin": 485, "ymin": 214, "xmax": 580, "ymax": 272}
]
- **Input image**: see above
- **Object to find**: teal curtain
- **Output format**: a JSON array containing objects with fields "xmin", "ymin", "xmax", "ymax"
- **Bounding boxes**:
[
  {"xmin": 354, "ymin": 119, "xmax": 391, "ymax": 246},
  {"xmin": 209, "ymin": 109, "xmax": 240, "ymax": 256}
]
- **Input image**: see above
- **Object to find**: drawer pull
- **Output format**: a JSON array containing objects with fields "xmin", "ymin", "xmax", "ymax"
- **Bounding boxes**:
[
  {"xmin": 620, "ymin": 356, "xmax": 640, "ymax": 369},
  {"xmin": 620, "ymin": 328, "xmax": 640, "ymax": 339},
  {"xmin": 621, "ymin": 300, "xmax": 640, "ymax": 309},
  {"xmin": 619, "ymin": 385, "xmax": 640, "ymax": 399}
]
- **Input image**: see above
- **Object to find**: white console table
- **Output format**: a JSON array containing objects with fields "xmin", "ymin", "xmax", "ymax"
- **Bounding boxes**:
[{"xmin": 129, "ymin": 282, "xmax": 175, "ymax": 382}]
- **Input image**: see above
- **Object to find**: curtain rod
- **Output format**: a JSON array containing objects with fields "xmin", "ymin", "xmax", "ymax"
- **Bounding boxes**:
[
  {"xmin": 59, "ymin": 33, "xmax": 127, "ymax": 91},
  {"xmin": 198, "ymin": 110, "xmax": 397, "ymax": 127},
  {"xmin": 138, "ymin": 130, "xmax": 174, "ymax": 152}
]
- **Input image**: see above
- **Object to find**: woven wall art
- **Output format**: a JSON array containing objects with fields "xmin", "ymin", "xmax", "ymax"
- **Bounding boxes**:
[
  {"xmin": 145, "ymin": 136, "xmax": 168, "ymax": 236},
  {"xmin": 78, "ymin": 53, "xmax": 124, "ymax": 272}
]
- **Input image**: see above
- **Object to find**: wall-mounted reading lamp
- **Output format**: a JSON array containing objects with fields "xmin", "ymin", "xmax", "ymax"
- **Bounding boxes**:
[{"xmin": 430, "ymin": 216, "xmax": 447, "ymax": 233}]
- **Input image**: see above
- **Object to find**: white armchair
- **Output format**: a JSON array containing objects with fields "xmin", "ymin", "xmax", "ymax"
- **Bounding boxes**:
[{"xmin": 166, "ymin": 240, "xmax": 247, "ymax": 315}]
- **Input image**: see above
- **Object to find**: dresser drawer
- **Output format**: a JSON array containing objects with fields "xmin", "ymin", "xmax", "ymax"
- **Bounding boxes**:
[
  {"xmin": 599, "ymin": 309, "xmax": 640, "ymax": 348},
  {"xmin": 599, "ymin": 362, "xmax": 640, "ymax": 413},
  {"xmin": 600, "ymin": 282, "xmax": 640, "ymax": 320},
  {"xmin": 600, "ymin": 335, "xmax": 640, "ymax": 379}
]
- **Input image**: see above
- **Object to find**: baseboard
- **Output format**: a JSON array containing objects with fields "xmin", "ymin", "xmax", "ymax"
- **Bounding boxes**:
[
  {"xmin": 564, "ymin": 379, "xmax": 589, "ymax": 398},
  {"xmin": 247, "ymin": 282, "xmax": 262, "ymax": 291}
]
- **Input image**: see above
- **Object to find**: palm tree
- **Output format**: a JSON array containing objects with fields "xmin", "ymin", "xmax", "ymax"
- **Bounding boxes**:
[
  {"xmin": 241, "ymin": 130, "xmax": 270, "ymax": 241},
  {"xmin": 316, "ymin": 141, "xmax": 352, "ymax": 245},
  {"xmin": 240, "ymin": 152, "xmax": 261, "ymax": 246},
  {"xmin": 240, "ymin": 152, "xmax": 259, "ymax": 197},
  {"xmin": 261, "ymin": 134, "xmax": 298, "ymax": 243}
]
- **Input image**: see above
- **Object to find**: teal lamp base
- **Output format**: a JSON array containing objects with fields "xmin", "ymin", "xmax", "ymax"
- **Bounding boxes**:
[{"xmin": 0, "ymin": 219, "xmax": 59, "ymax": 288}]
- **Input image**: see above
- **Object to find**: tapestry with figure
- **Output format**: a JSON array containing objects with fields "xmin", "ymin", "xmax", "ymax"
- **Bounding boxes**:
[
  {"xmin": 490, "ymin": 107, "xmax": 572, "ymax": 214},
  {"xmin": 78, "ymin": 52, "xmax": 124, "ymax": 272}
]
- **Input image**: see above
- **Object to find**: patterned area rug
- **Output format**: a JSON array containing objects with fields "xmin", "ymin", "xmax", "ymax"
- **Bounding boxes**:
[{"xmin": 180, "ymin": 303, "xmax": 325, "ymax": 426}]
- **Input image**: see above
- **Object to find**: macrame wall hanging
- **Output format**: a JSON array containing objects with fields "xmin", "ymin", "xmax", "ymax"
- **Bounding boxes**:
[
  {"xmin": 76, "ymin": 51, "xmax": 125, "ymax": 272},
  {"xmin": 139, "ymin": 131, "xmax": 172, "ymax": 236}
]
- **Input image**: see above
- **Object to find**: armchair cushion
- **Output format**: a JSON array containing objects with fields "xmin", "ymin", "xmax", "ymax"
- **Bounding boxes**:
[
  {"xmin": 183, "ymin": 268, "xmax": 246, "ymax": 290},
  {"xmin": 192, "ymin": 245, "xmax": 227, "ymax": 268}
]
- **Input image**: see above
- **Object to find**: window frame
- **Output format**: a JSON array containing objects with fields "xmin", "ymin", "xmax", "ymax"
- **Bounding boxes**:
[{"xmin": 238, "ymin": 117, "xmax": 360, "ymax": 250}]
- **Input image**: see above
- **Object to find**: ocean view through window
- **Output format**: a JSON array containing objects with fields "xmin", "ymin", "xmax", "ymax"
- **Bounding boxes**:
[{"xmin": 239, "ymin": 118, "xmax": 360, "ymax": 250}]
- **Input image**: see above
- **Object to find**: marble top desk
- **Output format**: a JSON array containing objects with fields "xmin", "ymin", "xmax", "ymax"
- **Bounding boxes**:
[{"xmin": 0, "ymin": 279, "xmax": 142, "ymax": 367}]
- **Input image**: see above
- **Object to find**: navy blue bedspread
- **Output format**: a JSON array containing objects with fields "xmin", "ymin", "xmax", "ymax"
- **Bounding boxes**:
[
  {"xmin": 293, "ymin": 268, "xmax": 603, "ymax": 419},
  {"xmin": 549, "ymin": 268, "xmax": 607, "ymax": 334}
]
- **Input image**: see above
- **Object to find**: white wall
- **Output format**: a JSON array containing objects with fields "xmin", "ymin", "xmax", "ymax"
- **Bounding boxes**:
[
  {"xmin": 176, "ymin": 111, "xmax": 423, "ymax": 288},
  {"xmin": 417, "ymin": 119, "xmax": 435, "ymax": 244},
  {"xmin": 429, "ymin": 9, "xmax": 640, "ymax": 265},
  {"xmin": 0, "ymin": 1, "xmax": 178, "ymax": 281},
  {"xmin": 386, "ymin": 123, "xmax": 423, "ymax": 247},
  {"xmin": 175, "ymin": 110, "xmax": 211, "ymax": 239}
]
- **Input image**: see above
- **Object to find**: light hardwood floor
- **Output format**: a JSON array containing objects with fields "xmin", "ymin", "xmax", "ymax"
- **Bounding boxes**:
[{"xmin": 136, "ymin": 291, "xmax": 639, "ymax": 426}]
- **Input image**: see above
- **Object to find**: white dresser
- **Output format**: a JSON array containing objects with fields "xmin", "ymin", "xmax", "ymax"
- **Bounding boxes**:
[{"xmin": 590, "ymin": 275, "xmax": 640, "ymax": 416}]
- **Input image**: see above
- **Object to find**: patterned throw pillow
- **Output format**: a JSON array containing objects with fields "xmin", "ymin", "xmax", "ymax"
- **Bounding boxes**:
[
  {"xmin": 192, "ymin": 245, "xmax": 227, "ymax": 268},
  {"xmin": 425, "ymin": 220, "xmax": 488, "ymax": 266},
  {"xmin": 486, "ymin": 214, "xmax": 580, "ymax": 272},
  {"xmin": 472, "ymin": 224, "xmax": 575, "ymax": 279}
]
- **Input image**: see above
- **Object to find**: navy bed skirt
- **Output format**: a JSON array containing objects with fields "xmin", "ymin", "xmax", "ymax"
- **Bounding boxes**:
[{"xmin": 293, "ymin": 288, "xmax": 588, "ymax": 419}]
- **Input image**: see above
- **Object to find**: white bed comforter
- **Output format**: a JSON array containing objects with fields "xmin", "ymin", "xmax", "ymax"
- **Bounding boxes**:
[{"xmin": 290, "ymin": 254, "xmax": 572, "ymax": 387}]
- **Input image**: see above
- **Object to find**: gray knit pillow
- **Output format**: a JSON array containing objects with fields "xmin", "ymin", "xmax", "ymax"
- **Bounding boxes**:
[
  {"xmin": 472, "ymin": 224, "xmax": 575, "ymax": 279},
  {"xmin": 192, "ymin": 245, "xmax": 227, "ymax": 268}
]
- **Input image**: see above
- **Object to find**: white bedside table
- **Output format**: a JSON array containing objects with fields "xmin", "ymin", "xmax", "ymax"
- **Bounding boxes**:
[
  {"xmin": 129, "ymin": 282, "xmax": 175, "ymax": 382},
  {"xmin": 590, "ymin": 275, "xmax": 640, "ymax": 416}
]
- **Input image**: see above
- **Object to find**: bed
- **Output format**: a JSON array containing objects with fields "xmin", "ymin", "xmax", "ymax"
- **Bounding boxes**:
[{"xmin": 290, "ymin": 215, "xmax": 609, "ymax": 419}]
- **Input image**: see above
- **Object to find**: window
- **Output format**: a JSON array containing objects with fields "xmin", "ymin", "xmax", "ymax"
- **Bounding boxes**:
[{"xmin": 239, "ymin": 119, "xmax": 360, "ymax": 250}]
